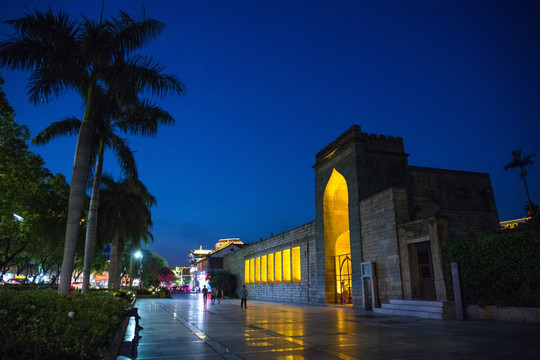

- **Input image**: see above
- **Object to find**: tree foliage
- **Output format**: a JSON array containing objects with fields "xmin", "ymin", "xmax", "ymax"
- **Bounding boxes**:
[
  {"xmin": 157, "ymin": 267, "xmax": 176, "ymax": 288},
  {"xmin": 209, "ymin": 270, "xmax": 237, "ymax": 297},
  {"xmin": 0, "ymin": 75, "xmax": 69, "ymax": 277}
]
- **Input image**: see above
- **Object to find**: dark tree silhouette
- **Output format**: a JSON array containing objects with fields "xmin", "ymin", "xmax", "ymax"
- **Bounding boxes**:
[{"xmin": 505, "ymin": 149, "xmax": 536, "ymax": 216}]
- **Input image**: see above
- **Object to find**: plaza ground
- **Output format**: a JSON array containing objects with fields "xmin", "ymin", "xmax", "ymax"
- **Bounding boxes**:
[{"xmin": 117, "ymin": 293, "xmax": 540, "ymax": 360}]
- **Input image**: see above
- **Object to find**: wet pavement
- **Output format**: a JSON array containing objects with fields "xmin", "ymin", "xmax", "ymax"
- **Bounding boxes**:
[{"xmin": 117, "ymin": 293, "xmax": 540, "ymax": 359}]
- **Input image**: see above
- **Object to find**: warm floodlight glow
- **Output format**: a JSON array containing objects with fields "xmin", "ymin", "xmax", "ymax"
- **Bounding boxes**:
[
  {"xmin": 283, "ymin": 249, "xmax": 291, "ymax": 283},
  {"xmin": 268, "ymin": 253, "xmax": 274, "ymax": 283},
  {"xmin": 255, "ymin": 257, "xmax": 261, "ymax": 284},
  {"xmin": 275, "ymin": 251, "xmax": 282, "ymax": 283},
  {"xmin": 249, "ymin": 258, "xmax": 255, "ymax": 285},
  {"xmin": 245, "ymin": 260, "xmax": 250, "ymax": 284},
  {"xmin": 324, "ymin": 169, "xmax": 352, "ymax": 304},
  {"xmin": 292, "ymin": 247, "xmax": 301, "ymax": 283},
  {"xmin": 261, "ymin": 255, "xmax": 267, "ymax": 284}
]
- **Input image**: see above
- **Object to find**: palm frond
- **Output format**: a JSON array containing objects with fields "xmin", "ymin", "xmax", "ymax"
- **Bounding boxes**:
[
  {"xmin": 1, "ymin": 9, "xmax": 80, "ymax": 69},
  {"xmin": 109, "ymin": 11, "xmax": 165, "ymax": 54},
  {"xmin": 106, "ymin": 54, "xmax": 184, "ymax": 99},
  {"xmin": 116, "ymin": 100, "xmax": 174, "ymax": 136},
  {"xmin": 108, "ymin": 134, "xmax": 138, "ymax": 179},
  {"xmin": 32, "ymin": 117, "xmax": 82, "ymax": 145}
]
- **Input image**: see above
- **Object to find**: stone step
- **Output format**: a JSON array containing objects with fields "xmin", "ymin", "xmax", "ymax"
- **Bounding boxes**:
[
  {"xmin": 372, "ymin": 299, "xmax": 456, "ymax": 320},
  {"xmin": 373, "ymin": 307, "xmax": 443, "ymax": 319},
  {"xmin": 389, "ymin": 299, "xmax": 444, "ymax": 307},
  {"xmin": 381, "ymin": 302, "xmax": 444, "ymax": 314}
]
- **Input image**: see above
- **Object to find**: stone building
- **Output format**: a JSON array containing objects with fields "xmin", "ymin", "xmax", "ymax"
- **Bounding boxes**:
[{"xmin": 223, "ymin": 125, "xmax": 499, "ymax": 317}]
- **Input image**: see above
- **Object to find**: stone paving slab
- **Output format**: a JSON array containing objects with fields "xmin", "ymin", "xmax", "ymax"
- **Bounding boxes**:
[{"xmin": 117, "ymin": 293, "xmax": 540, "ymax": 360}]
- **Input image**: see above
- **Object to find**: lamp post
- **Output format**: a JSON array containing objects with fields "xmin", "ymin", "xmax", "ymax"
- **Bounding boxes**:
[{"xmin": 134, "ymin": 251, "xmax": 143, "ymax": 289}]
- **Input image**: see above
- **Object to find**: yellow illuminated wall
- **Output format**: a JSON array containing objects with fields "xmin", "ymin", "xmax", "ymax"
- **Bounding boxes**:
[
  {"xmin": 255, "ymin": 257, "xmax": 261, "ymax": 284},
  {"xmin": 292, "ymin": 246, "xmax": 301, "ymax": 283},
  {"xmin": 245, "ymin": 247, "xmax": 301, "ymax": 286},
  {"xmin": 245, "ymin": 260, "xmax": 250, "ymax": 285},
  {"xmin": 249, "ymin": 258, "xmax": 255, "ymax": 285},
  {"xmin": 283, "ymin": 249, "xmax": 291, "ymax": 283},
  {"xmin": 275, "ymin": 251, "xmax": 282, "ymax": 283},
  {"xmin": 261, "ymin": 255, "xmax": 267, "ymax": 284}
]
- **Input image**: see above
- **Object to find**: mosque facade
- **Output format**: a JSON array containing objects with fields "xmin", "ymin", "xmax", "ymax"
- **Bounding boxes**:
[{"xmin": 223, "ymin": 125, "xmax": 499, "ymax": 315}]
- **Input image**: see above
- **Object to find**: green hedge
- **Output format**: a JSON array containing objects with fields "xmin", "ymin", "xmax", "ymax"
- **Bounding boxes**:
[
  {"xmin": 0, "ymin": 289, "xmax": 130, "ymax": 360},
  {"xmin": 446, "ymin": 231, "xmax": 540, "ymax": 307}
]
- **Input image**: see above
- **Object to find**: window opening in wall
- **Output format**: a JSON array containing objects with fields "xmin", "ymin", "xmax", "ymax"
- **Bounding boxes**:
[
  {"xmin": 249, "ymin": 258, "xmax": 255, "ymax": 285},
  {"xmin": 261, "ymin": 255, "xmax": 267, "ymax": 284},
  {"xmin": 268, "ymin": 253, "xmax": 274, "ymax": 283},
  {"xmin": 292, "ymin": 246, "xmax": 301, "ymax": 283},
  {"xmin": 244, "ymin": 260, "xmax": 250, "ymax": 285},
  {"xmin": 275, "ymin": 251, "xmax": 282, "ymax": 283},
  {"xmin": 336, "ymin": 254, "xmax": 352, "ymax": 304},
  {"xmin": 255, "ymin": 257, "xmax": 261, "ymax": 284},
  {"xmin": 283, "ymin": 249, "xmax": 291, "ymax": 282}
]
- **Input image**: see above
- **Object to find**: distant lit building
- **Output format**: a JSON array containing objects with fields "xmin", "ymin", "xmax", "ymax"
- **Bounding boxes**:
[{"xmin": 189, "ymin": 240, "xmax": 244, "ymax": 290}]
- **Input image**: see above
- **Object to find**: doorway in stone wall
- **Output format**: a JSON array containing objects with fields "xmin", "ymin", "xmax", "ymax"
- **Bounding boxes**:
[
  {"xmin": 336, "ymin": 254, "xmax": 352, "ymax": 304},
  {"xmin": 416, "ymin": 241, "xmax": 436, "ymax": 300},
  {"xmin": 323, "ymin": 169, "xmax": 353, "ymax": 305}
]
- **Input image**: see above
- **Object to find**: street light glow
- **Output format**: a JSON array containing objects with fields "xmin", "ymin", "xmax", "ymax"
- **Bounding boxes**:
[{"xmin": 134, "ymin": 251, "xmax": 142, "ymax": 259}]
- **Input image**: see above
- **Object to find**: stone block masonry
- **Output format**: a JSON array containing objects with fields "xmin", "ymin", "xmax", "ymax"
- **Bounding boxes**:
[{"xmin": 223, "ymin": 222, "xmax": 318, "ymax": 305}]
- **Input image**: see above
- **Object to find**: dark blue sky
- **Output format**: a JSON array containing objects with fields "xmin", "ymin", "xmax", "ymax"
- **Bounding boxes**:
[{"xmin": 2, "ymin": 1, "xmax": 539, "ymax": 266}]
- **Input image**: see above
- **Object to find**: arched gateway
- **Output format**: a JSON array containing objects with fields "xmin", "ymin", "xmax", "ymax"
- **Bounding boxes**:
[{"xmin": 323, "ymin": 169, "xmax": 352, "ymax": 305}]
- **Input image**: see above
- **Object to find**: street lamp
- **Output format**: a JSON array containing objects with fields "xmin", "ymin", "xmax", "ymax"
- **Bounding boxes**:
[{"xmin": 134, "ymin": 251, "xmax": 143, "ymax": 289}]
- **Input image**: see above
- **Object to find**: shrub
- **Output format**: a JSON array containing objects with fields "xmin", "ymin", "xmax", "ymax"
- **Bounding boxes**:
[
  {"xmin": 446, "ymin": 231, "xmax": 540, "ymax": 307},
  {"xmin": 0, "ymin": 289, "xmax": 130, "ymax": 359}
]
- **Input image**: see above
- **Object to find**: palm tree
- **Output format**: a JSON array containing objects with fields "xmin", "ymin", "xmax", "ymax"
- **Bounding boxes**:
[
  {"xmin": 33, "ymin": 91, "xmax": 174, "ymax": 293},
  {"xmin": 0, "ymin": 9, "xmax": 183, "ymax": 293},
  {"xmin": 98, "ymin": 175, "xmax": 155, "ymax": 290},
  {"xmin": 505, "ymin": 149, "xmax": 536, "ymax": 216}
]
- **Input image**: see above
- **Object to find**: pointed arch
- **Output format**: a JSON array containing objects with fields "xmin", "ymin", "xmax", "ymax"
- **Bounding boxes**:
[{"xmin": 323, "ymin": 169, "xmax": 352, "ymax": 304}]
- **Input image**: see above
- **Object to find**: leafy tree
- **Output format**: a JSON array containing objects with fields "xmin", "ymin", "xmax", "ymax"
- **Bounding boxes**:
[
  {"xmin": 208, "ymin": 270, "xmax": 237, "ymax": 297},
  {"xmin": 505, "ymin": 149, "xmax": 536, "ymax": 217},
  {"xmin": 0, "ymin": 75, "xmax": 66, "ymax": 277},
  {"xmin": 140, "ymin": 251, "xmax": 168, "ymax": 288},
  {"xmin": 0, "ymin": 9, "xmax": 184, "ymax": 294},
  {"xmin": 157, "ymin": 267, "xmax": 177, "ymax": 289}
]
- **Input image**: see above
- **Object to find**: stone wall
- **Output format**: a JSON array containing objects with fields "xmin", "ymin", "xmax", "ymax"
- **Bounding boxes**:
[
  {"xmin": 409, "ymin": 166, "xmax": 499, "ymax": 241},
  {"xmin": 223, "ymin": 222, "xmax": 318, "ymax": 305},
  {"xmin": 360, "ymin": 188, "xmax": 409, "ymax": 304},
  {"xmin": 466, "ymin": 305, "xmax": 540, "ymax": 324}
]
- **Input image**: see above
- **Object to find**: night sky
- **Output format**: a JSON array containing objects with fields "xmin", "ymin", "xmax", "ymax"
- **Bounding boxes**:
[{"xmin": 1, "ymin": 1, "xmax": 539, "ymax": 267}]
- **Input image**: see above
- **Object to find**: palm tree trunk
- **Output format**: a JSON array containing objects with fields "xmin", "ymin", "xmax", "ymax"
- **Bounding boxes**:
[
  {"xmin": 521, "ymin": 169, "xmax": 534, "ymax": 216},
  {"xmin": 109, "ymin": 228, "xmax": 119, "ymax": 290},
  {"xmin": 129, "ymin": 251, "xmax": 134, "ymax": 288},
  {"xmin": 81, "ymin": 142, "xmax": 105, "ymax": 294},
  {"xmin": 58, "ymin": 84, "xmax": 95, "ymax": 294},
  {"xmin": 116, "ymin": 238, "xmax": 126, "ymax": 289}
]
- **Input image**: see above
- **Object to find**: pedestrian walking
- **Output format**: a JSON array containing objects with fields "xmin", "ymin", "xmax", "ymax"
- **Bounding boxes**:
[
  {"xmin": 211, "ymin": 286, "xmax": 217, "ymax": 304},
  {"xmin": 240, "ymin": 285, "xmax": 248, "ymax": 308},
  {"xmin": 202, "ymin": 285, "xmax": 208, "ymax": 305},
  {"xmin": 217, "ymin": 288, "xmax": 223, "ymax": 304}
]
